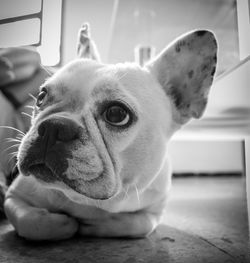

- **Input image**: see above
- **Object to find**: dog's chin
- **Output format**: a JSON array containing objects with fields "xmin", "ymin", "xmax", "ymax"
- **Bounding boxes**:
[
  {"xmin": 26, "ymin": 163, "xmax": 118, "ymax": 200},
  {"xmin": 29, "ymin": 164, "xmax": 56, "ymax": 183}
]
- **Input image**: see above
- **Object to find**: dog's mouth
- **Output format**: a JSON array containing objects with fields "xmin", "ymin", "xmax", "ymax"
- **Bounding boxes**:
[
  {"xmin": 29, "ymin": 163, "xmax": 57, "ymax": 183},
  {"xmin": 27, "ymin": 162, "xmax": 117, "ymax": 200}
]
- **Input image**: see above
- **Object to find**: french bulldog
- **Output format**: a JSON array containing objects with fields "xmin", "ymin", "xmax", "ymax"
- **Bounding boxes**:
[{"xmin": 4, "ymin": 25, "xmax": 217, "ymax": 240}]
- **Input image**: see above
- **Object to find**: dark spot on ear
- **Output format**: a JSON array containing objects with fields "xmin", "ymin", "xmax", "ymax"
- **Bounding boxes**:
[
  {"xmin": 213, "ymin": 39, "xmax": 217, "ymax": 47},
  {"xmin": 196, "ymin": 31, "xmax": 207, "ymax": 37},
  {"xmin": 203, "ymin": 73, "xmax": 208, "ymax": 79},
  {"xmin": 188, "ymin": 70, "xmax": 194, "ymax": 79},
  {"xmin": 175, "ymin": 40, "xmax": 186, "ymax": 53},
  {"xmin": 183, "ymin": 83, "xmax": 187, "ymax": 89},
  {"xmin": 211, "ymin": 67, "xmax": 216, "ymax": 76},
  {"xmin": 195, "ymin": 85, "xmax": 201, "ymax": 94},
  {"xmin": 168, "ymin": 87, "xmax": 183, "ymax": 108},
  {"xmin": 180, "ymin": 40, "xmax": 186, "ymax": 46},
  {"xmin": 202, "ymin": 98, "xmax": 208, "ymax": 109},
  {"xmin": 213, "ymin": 55, "xmax": 217, "ymax": 62},
  {"xmin": 201, "ymin": 63, "xmax": 209, "ymax": 72},
  {"xmin": 175, "ymin": 44, "xmax": 181, "ymax": 53}
]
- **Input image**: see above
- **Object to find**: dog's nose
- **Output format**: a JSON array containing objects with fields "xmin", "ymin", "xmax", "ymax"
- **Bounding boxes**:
[{"xmin": 38, "ymin": 117, "xmax": 80, "ymax": 147}]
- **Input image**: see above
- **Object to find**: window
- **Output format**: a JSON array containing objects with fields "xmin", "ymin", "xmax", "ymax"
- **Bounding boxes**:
[
  {"xmin": 0, "ymin": 0, "xmax": 62, "ymax": 66},
  {"xmin": 108, "ymin": 0, "xmax": 239, "ymax": 76}
]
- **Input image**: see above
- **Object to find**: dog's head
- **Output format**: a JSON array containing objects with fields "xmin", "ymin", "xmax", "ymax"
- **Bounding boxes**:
[{"xmin": 17, "ymin": 28, "xmax": 217, "ymax": 201}]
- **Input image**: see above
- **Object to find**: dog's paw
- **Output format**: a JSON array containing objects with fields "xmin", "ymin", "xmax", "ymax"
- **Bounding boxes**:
[
  {"xmin": 4, "ymin": 197, "xmax": 79, "ymax": 240},
  {"xmin": 17, "ymin": 209, "xmax": 79, "ymax": 240},
  {"xmin": 78, "ymin": 211, "xmax": 157, "ymax": 238}
]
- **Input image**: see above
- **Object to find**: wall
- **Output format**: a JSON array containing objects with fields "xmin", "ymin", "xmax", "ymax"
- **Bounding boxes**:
[{"xmin": 168, "ymin": 141, "xmax": 243, "ymax": 173}]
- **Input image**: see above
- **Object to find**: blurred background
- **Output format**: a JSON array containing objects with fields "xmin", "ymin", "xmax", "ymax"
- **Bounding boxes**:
[{"xmin": 0, "ymin": 0, "xmax": 239, "ymax": 71}]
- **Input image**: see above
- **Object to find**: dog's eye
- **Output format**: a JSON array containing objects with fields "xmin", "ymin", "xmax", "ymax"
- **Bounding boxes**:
[
  {"xmin": 36, "ymin": 89, "xmax": 47, "ymax": 107},
  {"xmin": 104, "ymin": 104, "xmax": 131, "ymax": 127}
]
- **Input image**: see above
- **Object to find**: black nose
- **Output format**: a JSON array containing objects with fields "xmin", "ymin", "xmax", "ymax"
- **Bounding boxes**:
[{"xmin": 38, "ymin": 117, "xmax": 80, "ymax": 147}]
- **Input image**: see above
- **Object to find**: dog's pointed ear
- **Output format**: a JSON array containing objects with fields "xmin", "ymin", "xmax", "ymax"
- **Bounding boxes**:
[
  {"xmin": 77, "ymin": 23, "xmax": 101, "ymax": 62},
  {"xmin": 146, "ymin": 30, "xmax": 218, "ymax": 125}
]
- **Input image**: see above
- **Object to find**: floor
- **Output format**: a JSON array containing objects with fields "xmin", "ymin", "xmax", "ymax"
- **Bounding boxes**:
[{"xmin": 0, "ymin": 176, "xmax": 249, "ymax": 263}]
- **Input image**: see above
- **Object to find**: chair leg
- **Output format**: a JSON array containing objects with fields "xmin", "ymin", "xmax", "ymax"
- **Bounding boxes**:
[{"xmin": 245, "ymin": 138, "xmax": 250, "ymax": 235}]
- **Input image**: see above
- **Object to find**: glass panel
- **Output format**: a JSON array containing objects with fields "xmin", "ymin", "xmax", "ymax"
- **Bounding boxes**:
[
  {"xmin": 0, "ymin": 18, "xmax": 40, "ymax": 47},
  {"xmin": 109, "ymin": 0, "xmax": 239, "ymax": 76},
  {"xmin": 0, "ymin": 0, "xmax": 62, "ymax": 66},
  {"xmin": 37, "ymin": 0, "xmax": 62, "ymax": 66},
  {"xmin": 0, "ymin": 0, "xmax": 41, "ymax": 19}
]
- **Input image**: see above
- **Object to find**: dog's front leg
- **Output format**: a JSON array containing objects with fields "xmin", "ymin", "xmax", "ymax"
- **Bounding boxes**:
[
  {"xmin": 78, "ymin": 210, "xmax": 161, "ymax": 238},
  {"xmin": 4, "ymin": 196, "xmax": 79, "ymax": 240}
]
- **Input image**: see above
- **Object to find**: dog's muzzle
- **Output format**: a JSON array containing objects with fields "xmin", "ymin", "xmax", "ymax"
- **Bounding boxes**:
[
  {"xmin": 20, "ymin": 117, "xmax": 82, "ymax": 183},
  {"xmin": 18, "ymin": 116, "xmax": 118, "ymax": 200}
]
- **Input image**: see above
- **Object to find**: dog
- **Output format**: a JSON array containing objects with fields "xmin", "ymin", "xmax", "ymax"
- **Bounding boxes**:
[{"xmin": 4, "ymin": 24, "xmax": 217, "ymax": 240}]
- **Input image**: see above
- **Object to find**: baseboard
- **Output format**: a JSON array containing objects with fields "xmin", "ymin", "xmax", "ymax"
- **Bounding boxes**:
[{"xmin": 173, "ymin": 172, "xmax": 243, "ymax": 177}]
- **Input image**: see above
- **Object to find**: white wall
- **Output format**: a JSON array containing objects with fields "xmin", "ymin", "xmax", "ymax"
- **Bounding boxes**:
[{"xmin": 168, "ymin": 140, "xmax": 243, "ymax": 173}]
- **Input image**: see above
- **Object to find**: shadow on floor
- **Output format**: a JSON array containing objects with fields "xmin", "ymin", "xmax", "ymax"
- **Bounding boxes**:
[{"xmin": 0, "ymin": 220, "xmax": 247, "ymax": 263}]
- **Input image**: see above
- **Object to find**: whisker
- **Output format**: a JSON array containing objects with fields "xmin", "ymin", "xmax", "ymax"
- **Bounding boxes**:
[
  {"xmin": 5, "ymin": 137, "xmax": 21, "ymax": 141},
  {"xmin": 4, "ymin": 138, "xmax": 22, "ymax": 143},
  {"xmin": 21, "ymin": 112, "xmax": 32, "ymax": 119},
  {"xmin": 85, "ymin": 197, "xmax": 89, "ymax": 206},
  {"xmin": 123, "ymin": 185, "xmax": 130, "ymax": 202},
  {"xmin": 116, "ymin": 70, "xmax": 129, "ymax": 81},
  {"xmin": 28, "ymin": 93, "xmax": 37, "ymax": 102},
  {"xmin": 25, "ymin": 105, "xmax": 35, "ymax": 110},
  {"xmin": 134, "ymin": 184, "xmax": 140, "ymax": 206},
  {"xmin": 96, "ymin": 200, "xmax": 101, "ymax": 209},
  {"xmin": 12, "ymin": 163, "xmax": 18, "ymax": 172},
  {"xmin": 16, "ymin": 135, "xmax": 24, "ymax": 140},
  {"xmin": 125, "ymin": 185, "xmax": 130, "ymax": 198},
  {"xmin": 3, "ymin": 144, "xmax": 20, "ymax": 154},
  {"xmin": 8, "ymin": 151, "xmax": 18, "ymax": 157},
  {"xmin": 0, "ymin": 126, "xmax": 25, "ymax": 136},
  {"xmin": 147, "ymin": 232, "xmax": 156, "ymax": 244},
  {"xmin": 40, "ymin": 63, "xmax": 53, "ymax": 77},
  {"xmin": 52, "ymin": 166, "xmax": 60, "ymax": 177},
  {"xmin": 7, "ymin": 153, "xmax": 18, "ymax": 165},
  {"xmin": 9, "ymin": 162, "xmax": 18, "ymax": 176}
]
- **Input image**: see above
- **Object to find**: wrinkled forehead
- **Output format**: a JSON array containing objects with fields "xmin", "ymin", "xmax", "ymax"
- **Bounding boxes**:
[
  {"xmin": 45, "ymin": 59, "xmax": 103, "ymax": 98},
  {"xmin": 43, "ymin": 59, "xmax": 150, "ymax": 108}
]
